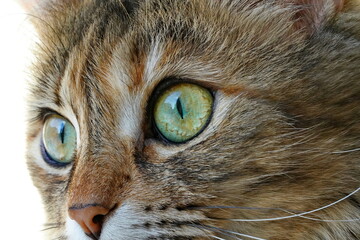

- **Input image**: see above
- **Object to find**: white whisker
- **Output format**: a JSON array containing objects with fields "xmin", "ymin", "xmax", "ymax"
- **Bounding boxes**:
[
  {"xmin": 190, "ymin": 205, "xmax": 360, "ymax": 222},
  {"xmin": 189, "ymin": 224, "xmax": 244, "ymax": 240},
  {"xmin": 332, "ymin": 148, "xmax": 360, "ymax": 154},
  {"xmin": 189, "ymin": 206, "xmax": 284, "ymax": 211},
  {"xmin": 211, "ymin": 235, "xmax": 228, "ymax": 240},
  {"xmin": 220, "ymin": 187, "xmax": 360, "ymax": 222},
  {"xmin": 190, "ymin": 224, "xmax": 266, "ymax": 240},
  {"xmin": 280, "ymin": 209, "xmax": 360, "ymax": 222},
  {"xmin": 204, "ymin": 225, "xmax": 266, "ymax": 240}
]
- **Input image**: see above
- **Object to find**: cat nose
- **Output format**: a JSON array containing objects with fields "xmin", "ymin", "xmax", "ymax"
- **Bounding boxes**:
[{"xmin": 68, "ymin": 205, "xmax": 110, "ymax": 239}]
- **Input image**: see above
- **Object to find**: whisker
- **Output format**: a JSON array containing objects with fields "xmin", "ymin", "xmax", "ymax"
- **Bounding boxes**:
[
  {"xmin": 280, "ymin": 209, "xmax": 360, "ymax": 223},
  {"xmin": 189, "ymin": 205, "xmax": 360, "ymax": 222},
  {"xmin": 43, "ymin": 222, "xmax": 65, "ymax": 226},
  {"xmin": 189, "ymin": 206, "xmax": 285, "ymax": 211},
  {"xmin": 190, "ymin": 223, "xmax": 267, "ymax": 240},
  {"xmin": 189, "ymin": 224, "xmax": 243, "ymax": 240},
  {"xmin": 209, "ymin": 187, "xmax": 360, "ymax": 222},
  {"xmin": 211, "ymin": 235, "xmax": 228, "ymax": 240},
  {"xmin": 41, "ymin": 222, "xmax": 64, "ymax": 232},
  {"xmin": 41, "ymin": 226, "xmax": 61, "ymax": 232},
  {"xmin": 332, "ymin": 147, "xmax": 360, "ymax": 154},
  {"xmin": 202, "ymin": 224, "xmax": 266, "ymax": 240}
]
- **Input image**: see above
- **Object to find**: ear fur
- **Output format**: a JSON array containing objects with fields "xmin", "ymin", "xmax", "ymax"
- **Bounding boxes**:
[
  {"xmin": 283, "ymin": 0, "xmax": 345, "ymax": 35},
  {"xmin": 16, "ymin": 0, "xmax": 345, "ymax": 33}
]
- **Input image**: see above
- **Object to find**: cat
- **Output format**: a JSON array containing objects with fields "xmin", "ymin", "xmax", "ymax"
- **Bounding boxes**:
[{"xmin": 20, "ymin": 0, "xmax": 359, "ymax": 239}]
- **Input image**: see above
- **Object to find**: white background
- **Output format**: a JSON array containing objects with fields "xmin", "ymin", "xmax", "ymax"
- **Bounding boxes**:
[{"xmin": 0, "ymin": 1, "xmax": 45, "ymax": 239}]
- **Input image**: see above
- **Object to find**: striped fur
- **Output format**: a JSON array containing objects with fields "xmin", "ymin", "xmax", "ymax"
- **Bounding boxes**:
[{"xmin": 24, "ymin": 0, "xmax": 359, "ymax": 239}]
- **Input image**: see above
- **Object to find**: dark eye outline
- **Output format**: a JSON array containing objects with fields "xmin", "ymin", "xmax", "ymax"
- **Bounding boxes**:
[
  {"xmin": 148, "ymin": 78, "xmax": 215, "ymax": 144},
  {"xmin": 40, "ymin": 139, "xmax": 72, "ymax": 168},
  {"xmin": 40, "ymin": 113, "xmax": 76, "ymax": 168}
]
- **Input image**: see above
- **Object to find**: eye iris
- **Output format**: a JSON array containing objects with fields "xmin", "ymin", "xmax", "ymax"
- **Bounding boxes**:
[
  {"xmin": 154, "ymin": 83, "xmax": 213, "ymax": 143},
  {"xmin": 42, "ymin": 115, "xmax": 76, "ymax": 164}
]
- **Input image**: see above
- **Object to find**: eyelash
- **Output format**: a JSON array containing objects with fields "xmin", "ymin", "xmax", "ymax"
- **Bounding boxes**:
[{"xmin": 34, "ymin": 108, "xmax": 58, "ymax": 124}]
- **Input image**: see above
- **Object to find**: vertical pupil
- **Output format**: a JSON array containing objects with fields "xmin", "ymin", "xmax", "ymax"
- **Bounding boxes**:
[
  {"xmin": 176, "ymin": 98, "xmax": 184, "ymax": 119},
  {"xmin": 59, "ymin": 122, "xmax": 66, "ymax": 144}
]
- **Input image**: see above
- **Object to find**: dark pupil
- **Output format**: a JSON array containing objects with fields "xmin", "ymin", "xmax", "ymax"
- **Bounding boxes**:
[
  {"xmin": 176, "ymin": 98, "xmax": 184, "ymax": 119},
  {"xmin": 59, "ymin": 122, "xmax": 66, "ymax": 144}
]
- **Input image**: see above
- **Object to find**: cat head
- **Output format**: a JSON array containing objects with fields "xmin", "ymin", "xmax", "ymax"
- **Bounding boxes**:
[
  {"xmin": 22, "ymin": 0, "xmax": 359, "ymax": 239},
  {"xmin": 18, "ymin": 0, "xmax": 346, "ymax": 35}
]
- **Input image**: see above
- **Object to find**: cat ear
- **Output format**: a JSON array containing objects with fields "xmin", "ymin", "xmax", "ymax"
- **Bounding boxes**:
[{"xmin": 285, "ymin": 0, "xmax": 345, "ymax": 35}]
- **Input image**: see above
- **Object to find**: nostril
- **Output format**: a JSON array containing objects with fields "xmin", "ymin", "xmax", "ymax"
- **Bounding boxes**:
[
  {"xmin": 93, "ymin": 214, "xmax": 105, "ymax": 224},
  {"xmin": 68, "ymin": 205, "xmax": 111, "ymax": 238}
]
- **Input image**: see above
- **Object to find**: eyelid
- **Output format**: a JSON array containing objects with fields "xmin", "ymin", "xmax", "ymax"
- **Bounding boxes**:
[
  {"xmin": 33, "ymin": 107, "xmax": 60, "ymax": 124},
  {"xmin": 151, "ymin": 77, "xmax": 216, "ymax": 97},
  {"xmin": 38, "ymin": 108, "xmax": 74, "ymax": 127},
  {"xmin": 148, "ymin": 78, "xmax": 216, "ymax": 113}
]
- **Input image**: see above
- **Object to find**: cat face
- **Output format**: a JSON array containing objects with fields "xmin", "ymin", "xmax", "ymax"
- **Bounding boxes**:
[{"xmin": 23, "ymin": 0, "xmax": 360, "ymax": 239}]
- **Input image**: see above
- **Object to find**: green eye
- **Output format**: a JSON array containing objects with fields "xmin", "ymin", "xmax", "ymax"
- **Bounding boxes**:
[
  {"xmin": 154, "ymin": 83, "xmax": 213, "ymax": 143},
  {"xmin": 42, "ymin": 114, "xmax": 76, "ymax": 165}
]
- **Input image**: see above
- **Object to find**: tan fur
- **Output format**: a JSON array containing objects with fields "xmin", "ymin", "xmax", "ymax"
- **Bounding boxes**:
[{"xmin": 24, "ymin": 0, "xmax": 359, "ymax": 239}]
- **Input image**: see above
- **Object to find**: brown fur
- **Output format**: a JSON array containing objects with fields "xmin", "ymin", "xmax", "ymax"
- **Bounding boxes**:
[{"xmin": 24, "ymin": 0, "xmax": 359, "ymax": 239}]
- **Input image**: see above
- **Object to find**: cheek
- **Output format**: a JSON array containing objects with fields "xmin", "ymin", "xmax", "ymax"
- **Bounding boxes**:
[
  {"xmin": 66, "ymin": 217, "xmax": 89, "ymax": 240},
  {"xmin": 99, "ymin": 204, "xmax": 156, "ymax": 239},
  {"xmin": 139, "ymin": 96, "xmax": 269, "ymax": 185},
  {"xmin": 169, "ymin": 98, "xmax": 291, "ymax": 190},
  {"xmin": 142, "ymin": 92, "xmax": 239, "ymax": 163}
]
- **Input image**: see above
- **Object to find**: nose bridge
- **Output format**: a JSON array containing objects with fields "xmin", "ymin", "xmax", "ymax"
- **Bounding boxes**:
[
  {"xmin": 67, "ymin": 141, "xmax": 133, "ymax": 209},
  {"xmin": 68, "ymin": 84, "xmax": 140, "ymax": 209}
]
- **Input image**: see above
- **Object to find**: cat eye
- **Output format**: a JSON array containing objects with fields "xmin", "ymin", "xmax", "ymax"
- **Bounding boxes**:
[
  {"xmin": 41, "ymin": 114, "xmax": 76, "ymax": 166},
  {"xmin": 153, "ymin": 83, "xmax": 213, "ymax": 143}
]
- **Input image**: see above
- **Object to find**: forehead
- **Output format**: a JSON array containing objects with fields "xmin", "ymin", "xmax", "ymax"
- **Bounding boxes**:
[
  {"xmin": 30, "ymin": 0, "xmax": 297, "ymax": 138},
  {"xmin": 29, "ymin": 1, "xmax": 222, "ymax": 141}
]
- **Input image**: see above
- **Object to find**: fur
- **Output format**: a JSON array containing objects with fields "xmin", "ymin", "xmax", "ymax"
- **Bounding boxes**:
[{"xmin": 23, "ymin": 0, "xmax": 359, "ymax": 239}]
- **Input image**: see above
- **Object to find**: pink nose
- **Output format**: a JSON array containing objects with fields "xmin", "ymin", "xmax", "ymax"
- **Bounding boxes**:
[{"xmin": 68, "ymin": 205, "xmax": 110, "ymax": 239}]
